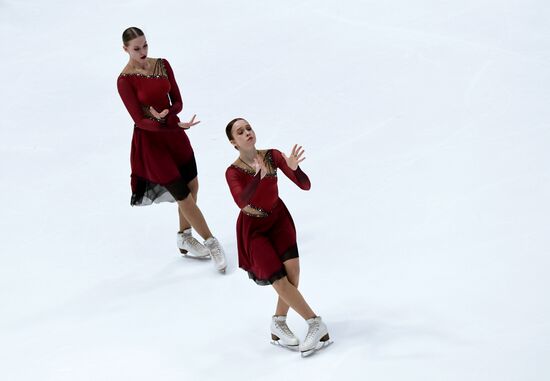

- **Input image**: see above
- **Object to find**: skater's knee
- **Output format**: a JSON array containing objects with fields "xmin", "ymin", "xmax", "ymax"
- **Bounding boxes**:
[
  {"xmin": 188, "ymin": 177, "xmax": 199, "ymax": 196},
  {"xmin": 284, "ymin": 259, "xmax": 300, "ymax": 285},
  {"xmin": 272, "ymin": 276, "xmax": 291, "ymax": 292},
  {"xmin": 177, "ymin": 193, "xmax": 195, "ymax": 208}
]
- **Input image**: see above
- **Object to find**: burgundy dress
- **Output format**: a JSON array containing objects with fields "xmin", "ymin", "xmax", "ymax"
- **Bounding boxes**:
[
  {"xmin": 117, "ymin": 58, "xmax": 197, "ymax": 206},
  {"xmin": 225, "ymin": 149, "xmax": 311, "ymax": 285}
]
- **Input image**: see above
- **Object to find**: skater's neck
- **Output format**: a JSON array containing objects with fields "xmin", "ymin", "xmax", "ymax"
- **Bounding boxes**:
[
  {"xmin": 128, "ymin": 57, "xmax": 150, "ymax": 71},
  {"xmin": 239, "ymin": 147, "xmax": 257, "ymax": 163}
]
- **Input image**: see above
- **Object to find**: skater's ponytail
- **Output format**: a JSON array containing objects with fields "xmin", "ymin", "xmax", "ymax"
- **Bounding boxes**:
[{"xmin": 122, "ymin": 27, "xmax": 145, "ymax": 46}]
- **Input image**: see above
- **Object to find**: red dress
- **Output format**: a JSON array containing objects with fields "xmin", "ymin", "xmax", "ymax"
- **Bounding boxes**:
[
  {"xmin": 225, "ymin": 149, "xmax": 311, "ymax": 285},
  {"xmin": 117, "ymin": 58, "xmax": 196, "ymax": 206}
]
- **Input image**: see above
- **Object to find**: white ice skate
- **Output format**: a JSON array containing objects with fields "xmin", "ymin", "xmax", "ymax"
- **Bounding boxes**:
[
  {"xmin": 299, "ymin": 316, "xmax": 332, "ymax": 357},
  {"xmin": 270, "ymin": 315, "xmax": 300, "ymax": 351},
  {"xmin": 204, "ymin": 237, "xmax": 227, "ymax": 273},
  {"xmin": 177, "ymin": 229, "xmax": 211, "ymax": 259}
]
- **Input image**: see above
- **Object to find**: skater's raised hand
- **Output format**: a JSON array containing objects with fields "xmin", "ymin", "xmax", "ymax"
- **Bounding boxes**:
[
  {"xmin": 253, "ymin": 154, "xmax": 268, "ymax": 179},
  {"xmin": 282, "ymin": 144, "xmax": 306, "ymax": 170},
  {"xmin": 149, "ymin": 106, "xmax": 169, "ymax": 120},
  {"xmin": 178, "ymin": 114, "xmax": 201, "ymax": 129}
]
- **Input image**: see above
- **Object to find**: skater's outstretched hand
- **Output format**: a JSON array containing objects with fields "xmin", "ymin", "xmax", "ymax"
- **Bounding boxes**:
[
  {"xmin": 282, "ymin": 144, "xmax": 306, "ymax": 170},
  {"xmin": 149, "ymin": 106, "xmax": 169, "ymax": 120},
  {"xmin": 178, "ymin": 114, "xmax": 201, "ymax": 129},
  {"xmin": 253, "ymin": 154, "xmax": 268, "ymax": 179}
]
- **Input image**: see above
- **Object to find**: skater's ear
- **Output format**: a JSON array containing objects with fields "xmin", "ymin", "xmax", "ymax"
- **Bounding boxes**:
[{"xmin": 226, "ymin": 117, "xmax": 245, "ymax": 150}]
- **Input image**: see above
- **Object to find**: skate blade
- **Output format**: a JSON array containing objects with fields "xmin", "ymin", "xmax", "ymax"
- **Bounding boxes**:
[
  {"xmin": 300, "ymin": 340, "xmax": 333, "ymax": 358},
  {"xmin": 180, "ymin": 249, "xmax": 212, "ymax": 260},
  {"xmin": 217, "ymin": 267, "xmax": 227, "ymax": 274},
  {"xmin": 271, "ymin": 340, "xmax": 300, "ymax": 352},
  {"xmin": 182, "ymin": 254, "xmax": 212, "ymax": 260}
]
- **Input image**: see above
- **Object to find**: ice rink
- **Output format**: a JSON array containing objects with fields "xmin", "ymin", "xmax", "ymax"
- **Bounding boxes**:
[{"xmin": 1, "ymin": 0, "xmax": 549, "ymax": 379}]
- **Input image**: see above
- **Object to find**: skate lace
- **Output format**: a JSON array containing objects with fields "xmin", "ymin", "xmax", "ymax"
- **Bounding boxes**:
[
  {"xmin": 276, "ymin": 321, "xmax": 294, "ymax": 337},
  {"xmin": 208, "ymin": 240, "xmax": 223, "ymax": 263},
  {"xmin": 185, "ymin": 236, "xmax": 204, "ymax": 251},
  {"xmin": 305, "ymin": 321, "xmax": 320, "ymax": 341}
]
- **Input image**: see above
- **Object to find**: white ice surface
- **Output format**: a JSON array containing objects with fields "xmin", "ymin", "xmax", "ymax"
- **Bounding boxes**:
[{"xmin": 1, "ymin": 0, "xmax": 549, "ymax": 380}]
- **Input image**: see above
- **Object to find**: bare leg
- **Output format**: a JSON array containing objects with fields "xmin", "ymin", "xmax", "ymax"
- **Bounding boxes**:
[
  {"xmin": 176, "ymin": 178, "xmax": 213, "ymax": 240},
  {"xmin": 178, "ymin": 177, "xmax": 199, "ymax": 232},
  {"xmin": 275, "ymin": 258, "xmax": 300, "ymax": 316},
  {"xmin": 272, "ymin": 276, "xmax": 315, "ymax": 320}
]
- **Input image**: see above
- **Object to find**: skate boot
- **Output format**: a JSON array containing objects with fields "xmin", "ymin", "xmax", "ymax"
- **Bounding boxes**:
[
  {"xmin": 270, "ymin": 315, "xmax": 299, "ymax": 351},
  {"xmin": 177, "ymin": 229, "xmax": 211, "ymax": 259},
  {"xmin": 204, "ymin": 237, "xmax": 227, "ymax": 273},
  {"xmin": 299, "ymin": 316, "xmax": 332, "ymax": 357}
]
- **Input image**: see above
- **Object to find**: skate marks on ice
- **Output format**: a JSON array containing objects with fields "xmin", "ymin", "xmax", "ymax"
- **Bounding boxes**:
[
  {"xmin": 313, "ymin": 3, "xmax": 537, "ymax": 61},
  {"xmin": 2, "ymin": 259, "xmax": 215, "ymax": 331},
  {"xmin": 324, "ymin": 315, "xmax": 462, "ymax": 360},
  {"xmin": 318, "ymin": 115, "xmax": 399, "ymax": 161}
]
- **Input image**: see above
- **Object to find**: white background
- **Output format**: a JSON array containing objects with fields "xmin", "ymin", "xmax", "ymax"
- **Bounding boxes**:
[{"xmin": 1, "ymin": 0, "xmax": 549, "ymax": 380}]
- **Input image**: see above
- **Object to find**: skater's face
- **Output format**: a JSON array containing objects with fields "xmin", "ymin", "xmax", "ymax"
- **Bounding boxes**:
[
  {"xmin": 123, "ymin": 35, "xmax": 148, "ymax": 63},
  {"xmin": 230, "ymin": 119, "xmax": 256, "ymax": 150}
]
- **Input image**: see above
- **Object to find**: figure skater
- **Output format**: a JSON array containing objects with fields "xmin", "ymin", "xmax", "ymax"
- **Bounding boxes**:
[
  {"xmin": 117, "ymin": 27, "xmax": 226, "ymax": 272},
  {"xmin": 225, "ymin": 118, "xmax": 331, "ymax": 356}
]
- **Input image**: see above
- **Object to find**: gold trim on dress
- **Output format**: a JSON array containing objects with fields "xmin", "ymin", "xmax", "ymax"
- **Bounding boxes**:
[
  {"xmin": 230, "ymin": 149, "xmax": 278, "ymax": 177},
  {"xmin": 119, "ymin": 58, "xmax": 168, "ymax": 79},
  {"xmin": 242, "ymin": 205, "xmax": 269, "ymax": 218}
]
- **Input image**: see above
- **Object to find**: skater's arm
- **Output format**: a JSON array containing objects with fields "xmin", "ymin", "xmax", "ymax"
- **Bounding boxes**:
[
  {"xmin": 272, "ymin": 149, "xmax": 311, "ymax": 190},
  {"xmin": 163, "ymin": 59, "xmax": 183, "ymax": 128},
  {"xmin": 117, "ymin": 76, "xmax": 162, "ymax": 132},
  {"xmin": 226, "ymin": 167, "xmax": 262, "ymax": 208}
]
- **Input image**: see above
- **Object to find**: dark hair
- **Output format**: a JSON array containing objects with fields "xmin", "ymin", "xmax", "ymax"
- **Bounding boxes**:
[
  {"xmin": 225, "ymin": 118, "xmax": 245, "ymax": 141},
  {"xmin": 122, "ymin": 27, "xmax": 144, "ymax": 46}
]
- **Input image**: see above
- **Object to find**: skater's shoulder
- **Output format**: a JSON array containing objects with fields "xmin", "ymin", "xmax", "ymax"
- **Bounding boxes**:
[
  {"xmin": 227, "ymin": 159, "xmax": 255, "ymax": 177},
  {"xmin": 263, "ymin": 148, "xmax": 281, "ymax": 163},
  {"xmin": 118, "ymin": 58, "xmax": 164, "ymax": 77},
  {"xmin": 258, "ymin": 148, "xmax": 280, "ymax": 158},
  {"xmin": 226, "ymin": 161, "xmax": 243, "ymax": 175}
]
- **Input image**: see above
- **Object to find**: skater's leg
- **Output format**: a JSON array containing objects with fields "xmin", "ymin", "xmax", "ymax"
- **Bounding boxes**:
[
  {"xmin": 272, "ymin": 276, "xmax": 315, "ymax": 320},
  {"xmin": 177, "ymin": 193, "xmax": 213, "ymax": 240},
  {"xmin": 275, "ymin": 258, "xmax": 300, "ymax": 316},
  {"xmin": 188, "ymin": 177, "xmax": 199, "ymax": 202},
  {"xmin": 178, "ymin": 178, "xmax": 199, "ymax": 232}
]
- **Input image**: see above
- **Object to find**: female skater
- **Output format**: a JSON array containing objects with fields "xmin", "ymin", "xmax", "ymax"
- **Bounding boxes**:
[
  {"xmin": 117, "ymin": 27, "xmax": 226, "ymax": 272},
  {"xmin": 225, "ymin": 118, "xmax": 331, "ymax": 356}
]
